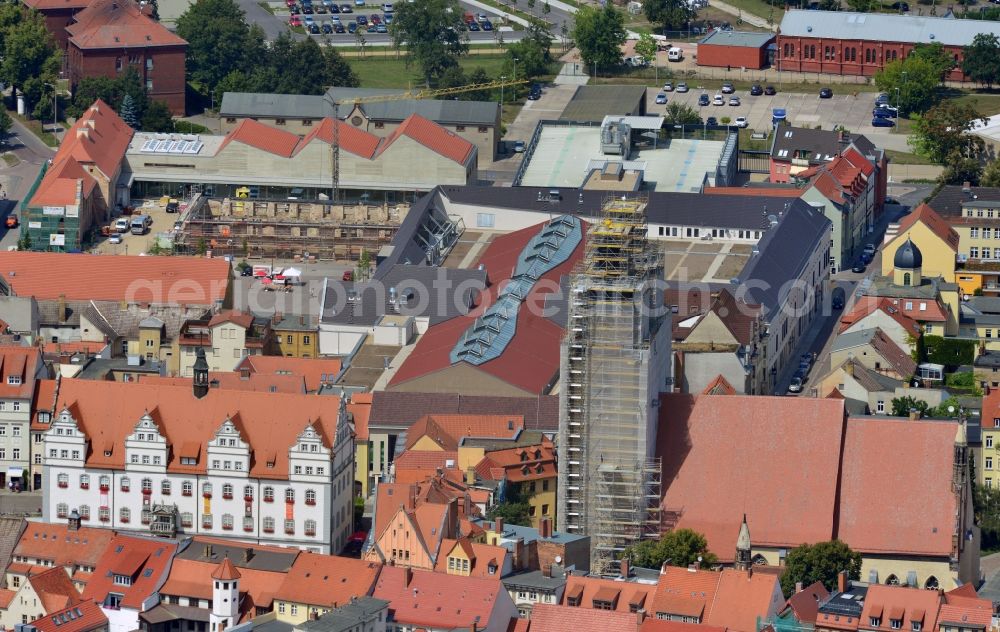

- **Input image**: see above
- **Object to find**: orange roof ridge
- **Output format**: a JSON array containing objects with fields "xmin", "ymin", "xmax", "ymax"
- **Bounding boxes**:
[
  {"xmin": 212, "ymin": 557, "xmax": 242, "ymax": 580},
  {"xmin": 375, "ymin": 113, "xmax": 475, "ymax": 165}
]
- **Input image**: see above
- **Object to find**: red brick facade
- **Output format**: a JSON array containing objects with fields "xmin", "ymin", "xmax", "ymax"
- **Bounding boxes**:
[
  {"xmin": 775, "ymin": 35, "xmax": 967, "ymax": 81},
  {"xmin": 67, "ymin": 45, "xmax": 187, "ymax": 115},
  {"xmin": 697, "ymin": 42, "xmax": 772, "ymax": 70}
]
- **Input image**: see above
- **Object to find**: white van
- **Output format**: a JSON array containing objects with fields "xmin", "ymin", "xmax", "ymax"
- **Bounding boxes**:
[
  {"xmin": 130, "ymin": 214, "xmax": 152, "ymax": 235},
  {"xmin": 667, "ymin": 47, "xmax": 684, "ymax": 62},
  {"xmin": 114, "ymin": 218, "xmax": 130, "ymax": 233}
]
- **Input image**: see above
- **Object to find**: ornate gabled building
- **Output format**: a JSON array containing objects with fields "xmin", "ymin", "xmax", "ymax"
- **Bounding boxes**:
[{"xmin": 39, "ymin": 366, "xmax": 355, "ymax": 554}]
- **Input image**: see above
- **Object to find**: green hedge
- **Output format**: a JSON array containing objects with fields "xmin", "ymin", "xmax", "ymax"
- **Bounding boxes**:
[{"xmin": 924, "ymin": 335, "xmax": 975, "ymax": 366}]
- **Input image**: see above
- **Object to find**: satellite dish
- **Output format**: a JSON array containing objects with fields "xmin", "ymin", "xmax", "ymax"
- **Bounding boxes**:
[{"xmin": 554, "ymin": 555, "xmax": 562, "ymax": 564}]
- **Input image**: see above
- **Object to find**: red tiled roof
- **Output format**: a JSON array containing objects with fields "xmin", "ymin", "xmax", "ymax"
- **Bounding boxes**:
[
  {"xmin": 390, "ymin": 219, "xmax": 587, "ymax": 395},
  {"xmin": 0, "ymin": 251, "xmax": 229, "ymax": 305},
  {"xmin": 473, "ymin": 443, "xmax": 556, "ymax": 483},
  {"xmin": 82, "ymin": 535, "xmax": 176, "ymax": 610},
  {"xmin": 160, "ymin": 558, "xmax": 282, "ymax": 608},
  {"xmin": 709, "ymin": 569, "xmax": 783, "ymax": 632},
  {"xmin": 404, "ymin": 414, "xmax": 523, "ymax": 451},
  {"xmin": 272, "ymin": 552, "xmax": 381, "ymax": 608},
  {"xmin": 372, "ymin": 566, "xmax": 508, "ymax": 630},
  {"xmin": 218, "ymin": 118, "xmax": 302, "ymax": 157},
  {"xmin": 0, "ymin": 346, "xmax": 43, "ymax": 400},
  {"xmin": 240, "ymin": 355, "xmax": 342, "ymax": 393},
  {"xmin": 50, "ymin": 378, "xmax": 342, "ymax": 479},
  {"xmin": 298, "ymin": 117, "xmax": 381, "ymax": 159},
  {"xmin": 893, "ymin": 203, "xmax": 960, "ymax": 252},
  {"xmin": 642, "ymin": 620, "xmax": 728, "ymax": 632},
  {"xmin": 14, "ymin": 524, "xmax": 114, "ymax": 570},
  {"xmin": 653, "ymin": 567, "xmax": 719, "ymax": 620},
  {"xmin": 375, "ymin": 114, "xmax": 475, "ymax": 165},
  {"xmin": 937, "ymin": 604, "xmax": 991, "ymax": 629},
  {"xmin": 67, "ymin": 0, "xmax": 186, "ymax": 48},
  {"xmin": 32, "ymin": 599, "xmax": 108, "ymax": 632},
  {"xmin": 563, "ymin": 575, "xmax": 655, "ymax": 615},
  {"xmin": 658, "ymin": 394, "xmax": 845, "ymax": 559},
  {"xmin": 865, "ymin": 327, "xmax": 917, "ymax": 378},
  {"xmin": 433, "ymin": 539, "xmax": 507, "ymax": 577},
  {"xmin": 208, "ymin": 310, "xmax": 254, "ymax": 329},
  {"xmin": 701, "ymin": 375, "xmax": 737, "ymax": 395},
  {"xmin": 859, "ymin": 586, "xmax": 940, "ymax": 632},
  {"xmin": 22, "ymin": 0, "xmax": 91, "ymax": 9},
  {"xmin": 30, "ymin": 566, "xmax": 83, "ymax": 614},
  {"xmin": 838, "ymin": 417, "xmax": 959, "ymax": 556},
  {"xmin": 139, "ymin": 372, "xmax": 306, "ymax": 394},
  {"xmin": 30, "ymin": 100, "xmax": 133, "ymax": 207},
  {"xmin": 530, "ymin": 603, "xmax": 638, "ymax": 632},
  {"xmin": 350, "ymin": 392, "xmax": 372, "ymax": 441},
  {"xmin": 838, "ymin": 296, "xmax": 922, "ymax": 336},
  {"xmin": 783, "ymin": 581, "xmax": 830, "ymax": 624},
  {"xmin": 211, "ymin": 558, "xmax": 241, "ymax": 580}
]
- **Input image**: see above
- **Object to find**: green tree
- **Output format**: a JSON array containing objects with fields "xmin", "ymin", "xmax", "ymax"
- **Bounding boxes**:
[
  {"xmin": 934, "ymin": 396, "xmax": 963, "ymax": 418},
  {"xmin": 140, "ymin": 100, "xmax": 174, "ymax": 132},
  {"xmin": 962, "ymin": 32, "xmax": 1000, "ymax": 89},
  {"xmin": 211, "ymin": 69, "xmax": 254, "ymax": 108},
  {"xmin": 621, "ymin": 528, "xmax": 718, "ymax": 570},
  {"xmin": 0, "ymin": 109, "xmax": 11, "ymax": 145},
  {"xmin": 119, "ymin": 93, "xmax": 140, "ymax": 129},
  {"xmin": 527, "ymin": 0, "xmax": 535, "ymax": 11},
  {"xmin": 389, "ymin": 0, "xmax": 468, "ymax": 85},
  {"xmin": 356, "ymin": 248, "xmax": 372, "ymax": 281},
  {"xmin": 890, "ymin": 395, "xmax": 931, "ymax": 417},
  {"xmin": 982, "ymin": 159, "xmax": 1000, "ymax": 187},
  {"xmin": 507, "ymin": 28, "xmax": 550, "ymax": 84},
  {"xmin": 940, "ymin": 156, "xmax": 983, "ymax": 186},
  {"xmin": 780, "ymin": 541, "xmax": 861, "ymax": 598},
  {"xmin": 487, "ymin": 484, "xmax": 531, "ymax": 527},
  {"xmin": 873, "ymin": 55, "xmax": 942, "ymax": 116},
  {"xmin": 909, "ymin": 101, "xmax": 987, "ymax": 164},
  {"xmin": 321, "ymin": 42, "xmax": 360, "ymax": 88},
  {"xmin": 543, "ymin": 1, "xmax": 550, "ymax": 13},
  {"xmin": 176, "ymin": 0, "xmax": 267, "ymax": 92},
  {"xmin": 909, "ymin": 42, "xmax": 955, "ymax": 82},
  {"xmin": 16, "ymin": 231, "xmax": 31, "ymax": 251},
  {"xmin": 663, "ymin": 101, "xmax": 701, "ymax": 125},
  {"xmin": 634, "ymin": 32, "xmax": 658, "ymax": 66},
  {"xmin": 462, "ymin": 67, "xmax": 493, "ymax": 100},
  {"xmin": 0, "ymin": 8, "xmax": 59, "ymax": 115},
  {"xmin": 974, "ymin": 484, "xmax": 1000, "ymax": 552},
  {"xmin": 643, "ymin": 0, "xmax": 693, "ymax": 33},
  {"xmin": 572, "ymin": 4, "xmax": 626, "ymax": 69}
]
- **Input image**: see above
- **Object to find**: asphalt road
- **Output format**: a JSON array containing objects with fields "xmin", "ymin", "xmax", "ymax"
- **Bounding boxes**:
[{"xmin": 0, "ymin": 116, "xmax": 57, "ymax": 251}]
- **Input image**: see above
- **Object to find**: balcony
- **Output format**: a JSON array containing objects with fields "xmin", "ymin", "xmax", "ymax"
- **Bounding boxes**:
[
  {"xmin": 80, "ymin": 483, "xmax": 89, "ymax": 490},
  {"xmin": 223, "ymin": 493, "xmax": 233, "ymax": 500},
  {"xmin": 58, "ymin": 482, "xmax": 68, "ymax": 489},
  {"xmin": 100, "ymin": 484, "xmax": 110, "ymax": 492},
  {"xmin": 244, "ymin": 495, "xmax": 254, "ymax": 502},
  {"xmin": 284, "ymin": 528, "xmax": 295, "ymax": 535},
  {"xmin": 182, "ymin": 490, "xmax": 192, "ymax": 497},
  {"xmin": 305, "ymin": 499, "xmax": 316, "ymax": 506}
]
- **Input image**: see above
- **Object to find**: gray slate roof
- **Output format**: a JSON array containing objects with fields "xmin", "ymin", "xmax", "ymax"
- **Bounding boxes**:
[
  {"xmin": 927, "ymin": 185, "xmax": 1000, "ymax": 217},
  {"xmin": 299, "ymin": 598, "xmax": 390, "ymax": 632},
  {"xmin": 738, "ymin": 198, "xmax": 832, "ymax": 317},
  {"xmin": 502, "ymin": 570, "xmax": 568, "ymax": 592},
  {"xmin": 369, "ymin": 391, "xmax": 559, "ymax": 430},
  {"xmin": 832, "ymin": 327, "xmax": 880, "ymax": 352},
  {"xmin": 219, "ymin": 92, "xmax": 330, "ymax": 119},
  {"xmin": 326, "ymin": 87, "xmax": 499, "ymax": 125},
  {"xmin": 699, "ymin": 30, "xmax": 775, "ymax": 48},
  {"xmin": 560, "ymin": 85, "xmax": 647, "ymax": 122},
  {"xmin": 438, "ymin": 185, "xmax": 803, "ymax": 231},
  {"xmin": 848, "ymin": 358, "xmax": 903, "ymax": 393},
  {"xmin": 771, "ymin": 126, "xmax": 876, "ymax": 164},
  {"xmin": 778, "ymin": 9, "xmax": 1000, "ymax": 47}
]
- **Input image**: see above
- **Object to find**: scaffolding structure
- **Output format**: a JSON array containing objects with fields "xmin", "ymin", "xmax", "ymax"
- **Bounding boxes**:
[{"xmin": 558, "ymin": 196, "xmax": 668, "ymax": 577}]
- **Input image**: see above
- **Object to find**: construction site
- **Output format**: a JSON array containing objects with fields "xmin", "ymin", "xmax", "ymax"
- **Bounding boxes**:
[
  {"xmin": 558, "ymin": 196, "xmax": 671, "ymax": 576},
  {"xmin": 174, "ymin": 195, "xmax": 412, "ymax": 261}
]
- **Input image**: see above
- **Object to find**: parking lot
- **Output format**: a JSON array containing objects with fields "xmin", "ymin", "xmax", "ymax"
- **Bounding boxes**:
[
  {"xmin": 645, "ymin": 87, "xmax": 891, "ymax": 135},
  {"xmin": 91, "ymin": 198, "xmax": 186, "ymax": 256}
]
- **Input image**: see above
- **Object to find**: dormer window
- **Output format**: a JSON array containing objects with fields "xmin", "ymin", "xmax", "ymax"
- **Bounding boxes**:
[
  {"xmin": 890, "ymin": 620, "xmax": 902, "ymax": 630},
  {"xmin": 912, "ymin": 623, "xmax": 922, "ymax": 632},
  {"xmin": 7, "ymin": 375, "xmax": 20, "ymax": 385},
  {"xmin": 871, "ymin": 618, "xmax": 882, "ymax": 627}
]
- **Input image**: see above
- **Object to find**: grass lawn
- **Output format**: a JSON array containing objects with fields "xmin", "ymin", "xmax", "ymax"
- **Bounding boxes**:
[
  {"xmin": 885, "ymin": 148, "xmax": 934, "ymax": 165},
  {"xmin": 944, "ymin": 91, "xmax": 1000, "ymax": 117},
  {"xmin": 717, "ymin": 0, "xmax": 782, "ymax": 25},
  {"xmin": 1, "ymin": 153, "xmax": 19, "ymax": 167},
  {"xmin": 352, "ymin": 54, "xmax": 535, "ymax": 89},
  {"xmin": 258, "ymin": 1, "xmax": 275, "ymax": 14}
]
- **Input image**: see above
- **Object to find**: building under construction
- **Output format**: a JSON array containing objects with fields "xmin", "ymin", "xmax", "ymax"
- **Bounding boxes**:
[
  {"xmin": 557, "ymin": 196, "xmax": 672, "ymax": 576},
  {"xmin": 175, "ymin": 195, "xmax": 412, "ymax": 261}
]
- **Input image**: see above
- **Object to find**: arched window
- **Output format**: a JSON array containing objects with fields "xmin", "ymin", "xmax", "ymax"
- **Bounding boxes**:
[
  {"xmin": 243, "ymin": 485, "xmax": 254, "ymax": 500},
  {"xmin": 903, "ymin": 272, "xmax": 911, "ymax": 286},
  {"xmin": 751, "ymin": 554, "xmax": 768, "ymax": 566},
  {"xmin": 304, "ymin": 519, "xmax": 317, "ymax": 536},
  {"xmin": 222, "ymin": 484, "xmax": 233, "ymax": 499},
  {"xmin": 285, "ymin": 488, "xmax": 295, "ymax": 503},
  {"xmin": 264, "ymin": 486, "xmax": 274, "ymax": 502},
  {"xmin": 120, "ymin": 508, "xmax": 131, "ymax": 523},
  {"xmin": 886, "ymin": 574, "xmax": 900, "ymax": 585},
  {"xmin": 924, "ymin": 576, "xmax": 939, "ymax": 590},
  {"xmin": 79, "ymin": 505, "xmax": 90, "ymax": 520},
  {"xmin": 305, "ymin": 489, "xmax": 316, "ymax": 505}
]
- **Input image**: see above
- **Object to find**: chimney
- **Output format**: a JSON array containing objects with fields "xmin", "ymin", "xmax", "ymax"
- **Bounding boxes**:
[
  {"xmin": 909, "ymin": 407, "xmax": 921, "ymax": 421},
  {"xmin": 57, "ymin": 295, "xmax": 67, "ymax": 323},
  {"xmin": 620, "ymin": 558, "xmax": 630, "ymax": 579},
  {"xmin": 795, "ymin": 581, "xmax": 803, "ymax": 593},
  {"xmin": 403, "ymin": 567, "xmax": 412, "ymax": 588},
  {"xmin": 67, "ymin": 509, "xmax": 80, "ymax": 531},
  {"xmin": 495, "ymin": 517, "xmax": 504, "ymax": 535},
  {"xmin": 963, "ymin": 181, "xmax": 972, "ymax": 191},
  {"xmin": 637, "ymin": 611, "xmax": 646, "ymax": 625},
  {"xmin": 539, "ymin": 516, "xmax": 552, "ymax": 539},
  {"xmin": 204, "ymin": 544, "xmax": 213, "ymax": 558},
  {"xmin": 243, "ymin": 547, "xmax": 254, "ymax": 563},
  {"xmin": 837, "ymin": 570, "xmax": 848, "ymax": 593}
]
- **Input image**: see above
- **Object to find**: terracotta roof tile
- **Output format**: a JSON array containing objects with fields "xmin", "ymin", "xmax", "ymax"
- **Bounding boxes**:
[
  {"xmin": 32, "ymin": 599, "xmax": 108, "ymax": 632},
  {"xmin": 0, "ymin": 588, "xmax": 15, "ymax": 609},
  {"xmin": 701, "ymin": 375, "xmax": 737, "ymax": 395},
  {"xmin": 867, "ymin": 327, "xmax": 917, "ymax": 377},
  {"xmin": 563, "ymin": 575, "xmax": 655, "ymax": 615},
  {"xmin": 530, "ymin": 603, "xmax": 638, "ymax": 632},
  {"xmin": 208, "ymin": 310, "xmax": 254, "ymax": 329},
  {"xmin": 211, "ymin": 558, "xmax": 241, "ymax": 580},
  {"xmin": 658, "ymin": 394, "xmax": 845, "ymax": 560},
  {"xmin": 50, "ymin": 378, "xmax": 342, "ymax": 479},
  {"xmin": 296, "ymin": 118, "xmax": 381, "ymax": 159},
  {"xmin": 893, "ymin": 203, "xmax": 960, "ymax": 252},
  {"xmin": 642, "ymin": 620, "xmax": 728, "ymax": 632},
  {"xmin": 218, "ymin": 118, "xmax": 302, "ymax": 158},
  {"xmin": 0, "ymin": 251, "xmax": 229, "ymax": 305},
  {"xmin": 349, "ymin": 392, "xmax": 372, "ymax": 441},
  {"xmin": 837, "ymin": 417, "xmax": 958, "ymax": 556},
  {"xmin": 160, "ymin": 558, "xmax": 281, "ymax": 608},
  {"xmin": 839, "ymin": 296, "xmax": 922, "ymax": 335},
  {"xmin": 14, "ymin": 524, "xmax": 114, "ymax": 570},
  {"xmin": 433, "ymin": 539, "xmax": 507, "ymax": 577},
  {"xmin": 859, "ymin": 586, "xmax": 940, "ymax": 632},
  {"xmin": 372, "ymin": 566, "xmax": 508, "ymax": 630},
  {"xmin": 709, "ymin": 569, "xmax": 783, "ymax": 632},
  {"xmin": 375, "ymin": 114, "xmax": 475, "ymax": 165},
  {"xmin": 653, "ymin": 567, "xmax": 719, "ymax": 619},
  {"xmin": 30, "ymin": 566, "xmax": 83, "ymax": 614},
  {"xmin": 472, "ymin": 443, "xmax": 555, "ymax": 483},
  {"xmin": 67, "ymin": 0, "xmax": 186, "ymax": 48},
  {"xmin": 82, "ymin": 535, "xmax": 176, "ymax": 610},
  {"xmin": 404, "ymin": 414, "xmax": 523, "ymax": 451},
  {"xmin": 272, "ymin": 552, "xmax": 380, "ymax": 608},
  {"xmin": 241, "ymin": 355, "xmax": 342, "ymax": 393},
  {"xmin": 368, "ymin": 391, "xmax": 559, "ymax": 431}
]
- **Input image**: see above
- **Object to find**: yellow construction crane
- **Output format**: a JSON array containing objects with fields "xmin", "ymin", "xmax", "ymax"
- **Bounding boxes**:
[{"xmin": 331, "ymin": 77, "xmax": 527, "ymax": 201}]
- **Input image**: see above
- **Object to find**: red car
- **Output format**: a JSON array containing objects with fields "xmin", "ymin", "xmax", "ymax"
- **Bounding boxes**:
[
  {"xmin": 288, "ymin": 14, "xmax": 301, "ymax": 25},
  {"xmin": 370, "ymin": 13, "xmax": 380, "ymax": 24}
]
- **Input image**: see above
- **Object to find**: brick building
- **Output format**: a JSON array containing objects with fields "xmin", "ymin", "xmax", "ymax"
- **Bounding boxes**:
[
  {"xmin": 66, "ymin": 0, "xmax": 187, "ymax": 114},
  {"xmin": 697, "ymin": 30, "xmax": 775, "ymax": 70},
  {"xmin": 776, "ymin": 10, "xmax": 1000, "ymax": 81},
  {"xmin": 21, "ymin": 0, "xmax": 91, "ymax": 52}
]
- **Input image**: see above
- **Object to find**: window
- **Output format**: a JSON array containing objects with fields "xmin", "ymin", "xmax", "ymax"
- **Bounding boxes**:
[
  {"xmin": 243, "ymin": 485, "xmax": 253, "ymax": 500},
  {"xmin": 986, "ymin": 457, "xmax": 993, "ymax": 470},
  {"xmin": 223, "ymin": 484, "xmax": 233, "ymax": 499},
  {"xmin": 877, "ymin": 400, "xmax": 885, "ymax": 413},
  {"xmin": 303, "ymin": 335, "xmax": 310, "ymax": 345},
  {"xmin": 79, "ymin": 505, "xmax": 90, "ymax": 520},
  {"xmin": 222, "ymin": 514, "xmax": 234, "ymax": 530},
  {"xmin": 263, "ymin": 517, "xmax": 275, "ymax": 533},
  {"xmin": 120, "ymin": 508, "xmax": 131, "ymax": 523},
  {"xmin": 203, "ymin": 483, "xmax": 212, "ymax": 498},
  {"xmin": 972, "ymin": 228, "xmax": 979, "ymax": 238},
  {"xmin": 146, "ymin": 79, "xmax": 153, "ymax": 91},
  {"xmin": 142, "ymin": 478, "xmax": 152, "ymax": 493},
  {"xmin": 476, "ymin": 213, "xmax": 495, "ymax": 228},
  {"xmin": 80, "ymin": 474, "xmax": 90, "ymax": 489},
  {"xmin": 57, "ymin": 473, "xmax": 68, "ymax": 488},
  {"xmin": 301, "ymin": 119, "xmax": 313, "ymax": 126},
  {"xmin": 988, "ymin": 436, "xmax": 995, "ymax": 448},
  {"xmin": 871, "ymin": 618, "xmax": 882, "ymax": 627},
  {"xmin": 203, "ymin": 513, "xmax": 213, "ymax": 528},
  {"xmin": 243, "ymin": 516, "xmax": 254, "ymax": 532},
  {"xmin": 264, "ymin": 486, "xmax": 274, "ymax": 502},
  {"xmin": 305, "ymin": 489, "xmax": 316, "ymax": 505},
  {"xmin": 181, "ymin": 512, "xmax": 193, "ymax": 528},
  {"xmin": 912, "ymin": 623, "xmax": 922, "ymax": 632},
  {"xmin": 100, "ymin": 476, "xmax": 110, "ymax": 490},
  {"xmin": 99, "ymin": 507, "xmax": 110, "ymax": 522},
  {"xmin": 304, "ymin": 519, "xmax": 316, "ymax": 536},
  {"xmin": 11, "ymin": 425, "xmax": 18, "ymax": 436},
  {"xmin": 284, "ymin": 519, "xmax": 295, "ymax": 534},
  {"xmin": 285, "ymin": 488, "xmax": 295, "ymax": 503},
  {"xmin": 278, "ymin": 603, "xmax": 286, "ymax": 615},
  {"xmin": 56, "ymin": 503, "xmax": 68, "ymax": 518},
  {"xmin": 275, "ymin": 118, "xmax": 287, "ymax": 125},
  {"xmin": 971, "ymin": 246, "xmax": 980, "ymax": 258},
  {"xmin": 290, "ymin": 605, "xmax": 298, "ymax": 617},
  {"xmin": 891, "ymin": 620, "xmax": 902, "ymax": 630},
  {"xmin": 182, "ymin": 481, "xmax": 193, "ymax": 496}
]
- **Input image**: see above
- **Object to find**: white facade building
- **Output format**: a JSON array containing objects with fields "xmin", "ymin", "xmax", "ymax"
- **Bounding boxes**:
[{"xmin": 39, "ymin": 360, "xmax": 355, "ymax": 555}]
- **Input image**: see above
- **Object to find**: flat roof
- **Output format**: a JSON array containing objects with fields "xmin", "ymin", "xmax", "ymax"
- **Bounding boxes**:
[
  {"xmin": 699, "ymin": 30, "xmax": 775, "ymax": 48},
  {"xmin": 779, "ymin": 9, "xmax": 1000, "ymax": 46},
  {"xmin": 560, "ymin": 85, "xmax": 647, "ymax": 122},
  {"xmin": 519, "ymin": 126, "xmax": 724, "ymax": 193}
]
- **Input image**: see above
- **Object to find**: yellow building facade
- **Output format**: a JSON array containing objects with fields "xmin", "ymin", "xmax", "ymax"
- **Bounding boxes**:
[{"xmin": 273, "ymin": 315, "xmax": 318, "ymax": 357}]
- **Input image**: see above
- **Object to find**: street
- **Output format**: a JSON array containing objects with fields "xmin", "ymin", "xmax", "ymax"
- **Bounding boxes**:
[{"xmin": 0, "ymin": 116, "xmax": 57, "ymax": 252}]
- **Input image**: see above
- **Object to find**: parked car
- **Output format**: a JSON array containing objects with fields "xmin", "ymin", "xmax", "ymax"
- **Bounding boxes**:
[
  {"xmin": 733, "ymin": 116, "xmax": 748, "ymax": 128},
  {"xmin": 366, "ymin": 23, "xmax": 377, "ymax": 31},
  {"xmin": 382, "ymin": 2, "xmax": 393, "ymax": 10},
  {"xmin": 286, "ymin": 0, "xmax": 296, "ymax": 7},
  {"xmin": 676, "ymin": 82, "xmax": 689, "ymax": 93},
  {"xmin": 302, "ymin": 4, "xmax": 313, "ymax": 12},
  {"xmin": 863, "ymin": 243, "xmax": 877, "ymax": 257},
  {"xmin": 166, "ymin": 199, "xmax": 179, "ymax": 213},
  {"xmin": 370, "ymin": 13, "xmax": 380, "ymax": 23},
  {"xmin": 875, "ymin": 104, "xmax": 899, "ymax": 117},
  {"xmin": 308, "ymin": 22, "xmax": 319, "ymax": 32},
  {"xmin": 289, "ymin": 5, "xmax": 299, "ymax": 13},
  {"xmin": 728, "ymin": 96, "xmax": 740, "ymax": 106},
  {"xmin": 799, "ymin": 353, "xmax": 814, "ymax": 374},
  {"xmin": 655, "ymin": 92, "xmax": 668, "ymax": 104},
  {"xmin": 852, "ymin": 261, "xmax": 867, "ymax": 273},
  {"xmin": 340, "ymin": 3, "xmax": 352, "ymax": 11},
  {"xmin": 347, "ymin": 20, "xmax": 356, "ymax": 31},
  {"xmin": 819, "ymin": 87, "xmax": 833, "ymax": 98},
  {"xmin": 788, "ymin": 374, "xmax": 804, "ymax": 393},
  {"xmin": 698, "ymin": 93, "xmax": 709, "ymax": 106},
  {"xmin": 890, "ymin": 1, "xmax": 909, "ymax": 10},
  {"xmin": 467, "ymin": 21, "xmax": 479, "ymax": 30},
  {"xmin": 329, "ymin": 2, "xmax": 339, "ymax": 10},
  {"xmin": 343, "ymin": 270, "xmax": 354, "ymax": 282},
  {"xmin": 528, "ymin": 84, "xmax": 542, "ymax": 100},
  {"xmin": 375, "ymin": 23, "xmax": 387, "ymax": 32},
  {"xmin": 304, "ymin": 14, "xmax": 314, "ymax": 24},
  {"xmin": 289, "ymin": 15, "xmax": 301, "ymax": 25},
  {"xmin": 706, "ymin": 116, "xmax": 718, "ymax": 126},
  {"xmin": 721, "ymin": 82, "xmax": 734, "ymax": 94},
  {"xmin": 876, "ymin": 92, "xmax": 890, "ymax": 105},
  {"xmin": 749, "ymin": 84, "xmax": 763, "ymax": 96},
  {"xmin": 321, "ymin": 21, "xmax": 332, "ymax": 32},
  {"xmin": 764, "ymin": 85, "xmax": 777, "ymax": 95},
  {"xmin": 481, "ymin": 19, "xmax": 492, "ymax": 30},
  {"xmin": 713, "ymin": 94, "xmax": 724, "ymax": 105},
  {"xmin": 315, "ymin": 4, "xmax": 327, "ymax": 12},
  {"xmin": 109, "ymin": 233, "xmax": 123, "ymax": 245},
  {"xmin": 832, "ymin": 290, "xmax": 845, "ymax": 310},
  {"xmin": 662, "ymin": 82, "xmax": 674, "ymax": 91},
  {"xmin": 384, "ymin": 13, "xmax": 392, "ymax": 23},
  {"xmin": 115, "ymin": 218, "xmax": 130, "ymax": 233},
  {"xmin": 514, "ymin": 140, "xmax": 526, "ymax": 152},
  {"xmin": 240, "ymin": 266, "xmax": 254, "ymax": 277},
  {"xmin": 871, "ymin": 116, "xmax": 895, "ymax": 127},
  {"xmin": 356, "ymin": 14, "xmax": 367, "ymax": 24},
  {"xmin": 334, "ymin": 21, "xmax": 345, "ymax": 31}
]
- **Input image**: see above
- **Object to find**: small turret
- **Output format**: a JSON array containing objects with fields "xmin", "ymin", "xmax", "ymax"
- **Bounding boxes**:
[
  {"xmin": 193, "ymin": 347, "xmax": 209, "ymax": 399},
  {"xmin": 735, "ymin": 514, "xmax": 752, "ymax": 571}
]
